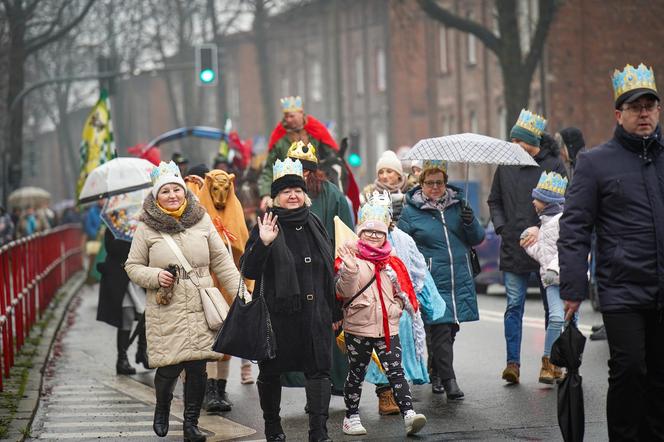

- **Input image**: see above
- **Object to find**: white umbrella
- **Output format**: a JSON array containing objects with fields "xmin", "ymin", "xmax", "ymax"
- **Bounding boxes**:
[
  {"xmin": 404, "ymin": 133, "xmax": 538, "ymax": 197},
  {"xmin": 78, "ymin": 157, "xmax": 154, "ymax": 204},
  {"xmin": 8, "ymin": 186, "xmax": 51, "ymax": 208}
]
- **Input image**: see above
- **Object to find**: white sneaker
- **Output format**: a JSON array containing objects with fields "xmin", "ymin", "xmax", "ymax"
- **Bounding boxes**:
[
  {"xmin": 404, "ymin": 410, "xmax": 427, "ymax": 435},
  {"xmin": 343, "ymin": 414, "xmax": 367, "ymax": 435}
]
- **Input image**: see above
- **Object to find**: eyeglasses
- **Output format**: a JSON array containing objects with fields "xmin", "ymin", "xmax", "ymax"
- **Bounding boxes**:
[
  {"xmin": 423, "ymin": 180, "xmax": 446, "ymax": 187},
  {"xmin": 621, "ymin": 101, "xmax": 660, "ymax": 115},
  {"xmin": 361, "ymin": 230, "xmax": 386, "ymax": 239}
]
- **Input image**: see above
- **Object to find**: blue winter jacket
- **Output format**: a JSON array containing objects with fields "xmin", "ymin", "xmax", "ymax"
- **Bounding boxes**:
[{"xmin": 398, "ymin": 185, "xmax": 485, "ymax": 323}]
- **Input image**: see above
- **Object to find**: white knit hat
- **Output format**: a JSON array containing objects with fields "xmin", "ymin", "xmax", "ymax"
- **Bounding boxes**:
[
  {"xmin": 375, "ymin": 150, "xmax": 403, "ymax": 176},
  {"xmin": 150, "ymin": 161, "xmax": 186, "ymax": 198}
]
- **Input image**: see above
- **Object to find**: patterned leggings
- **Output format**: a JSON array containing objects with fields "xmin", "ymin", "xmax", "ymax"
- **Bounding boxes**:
[{"xmin": 344, "ymin": 333, "xmax": 413, "ymax": 417}]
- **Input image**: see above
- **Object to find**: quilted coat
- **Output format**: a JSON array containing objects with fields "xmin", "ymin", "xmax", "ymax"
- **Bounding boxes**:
[{"xmin": 125, "ymin": 192, "xmax": 242, "ymax": 368}]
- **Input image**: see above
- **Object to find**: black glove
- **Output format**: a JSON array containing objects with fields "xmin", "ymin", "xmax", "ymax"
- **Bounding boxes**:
[{"xmin": 460, "ymin": 204, "xmax": 474, "ymax": 224}]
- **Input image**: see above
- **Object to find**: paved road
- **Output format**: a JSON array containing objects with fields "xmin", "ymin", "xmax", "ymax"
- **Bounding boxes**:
[{"xmin": 28, "ymin": 283, "xmax": 610, "ymax": 441}]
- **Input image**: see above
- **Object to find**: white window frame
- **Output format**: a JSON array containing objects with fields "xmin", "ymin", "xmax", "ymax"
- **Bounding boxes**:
[
  {"xmin": 439, "ymin": 26, "xmax": 448, "ymax": 73},
  {"xmin": 355, "ymin": 55, "xmax": 364, "ymax": 96},
  {"xmin": 467, "ymin": 12, "xmax": 477, "ymax": 66},
  {"xmin": 310, "ymin": 61, "xmax": 322, "ymax": 102},
  {"xmin": 376, "ymin": 48, "xmax": 386, "ymax": 92}
]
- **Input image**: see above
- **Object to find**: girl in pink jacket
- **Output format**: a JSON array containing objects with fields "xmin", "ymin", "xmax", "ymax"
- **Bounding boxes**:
[{"xmin": 336, "ymin": 198, "xmax": 426, "ymax": 437}]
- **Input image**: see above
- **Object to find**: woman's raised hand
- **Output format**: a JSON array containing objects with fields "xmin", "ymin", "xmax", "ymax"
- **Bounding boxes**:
[
  {"xmin": 258, "ymin": 212, "xmax": 279, "ymax": 246},
  {"xmin": 337, "ymin": 245, "xmax": 358, "ymax": 271}
]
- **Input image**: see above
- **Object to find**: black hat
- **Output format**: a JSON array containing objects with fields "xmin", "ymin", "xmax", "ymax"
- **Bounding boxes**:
[
  {"xmin": 187, "ymin": 163, "xmax": 209, "ymax": 178},
  {"xmin": 171, "ymin": 152, "xmax": 189, "ymax": 164},
  {"xmin": 616, "ymin": 88, "xmax": 661, "ymax": 109},
  {"xmin": 559, "ymin": 127, "xmax": 586, "ymax": 161},
  {"xmin": 270, "ymin": 174, "xmax": 307, "ymax": 199}
]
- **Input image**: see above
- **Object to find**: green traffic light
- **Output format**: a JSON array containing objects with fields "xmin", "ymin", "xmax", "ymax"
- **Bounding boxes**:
[
  {"xmin": 348, "ymin": 153, "xmax": 362, "ymax": 167},
  {"xmin": 200, "ymin": 69, "xmax": 216, "ymax": 83}
]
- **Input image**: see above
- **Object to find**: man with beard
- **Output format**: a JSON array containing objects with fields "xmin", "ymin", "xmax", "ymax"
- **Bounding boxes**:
[{"xmin": 559, "ymin": 63, "xmax": 664, "ymax": 440}]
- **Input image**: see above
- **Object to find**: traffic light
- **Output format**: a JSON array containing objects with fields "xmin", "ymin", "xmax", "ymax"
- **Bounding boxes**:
[
  {"xmin": 348, "ymin": 130, "xmax": 362, "ymax": 167},
  {"xmin": 195, "ymin": 44, "xmax": 218, "ymax": 86}
]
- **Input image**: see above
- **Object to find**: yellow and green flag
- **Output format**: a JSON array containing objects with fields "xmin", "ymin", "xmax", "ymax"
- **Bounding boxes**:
[{"xmin": 76, "ymin": 90, "xmax": 117, "ymax": 199}]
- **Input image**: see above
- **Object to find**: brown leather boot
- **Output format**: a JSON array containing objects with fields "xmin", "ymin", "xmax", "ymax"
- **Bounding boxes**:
[
  {"xmin": 501, "ymin": 362, "xmax": 520, "ymax": 384},
  {"xmin": 538, "ymin": 356, "xmax": 555, "ymax": 384},
  {"xmin": 378, "ymin": 389, "xmax": 400, "ymax": 415}
]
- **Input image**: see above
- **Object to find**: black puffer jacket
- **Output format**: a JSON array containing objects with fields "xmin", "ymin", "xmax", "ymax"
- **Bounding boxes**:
[
  {"xmin": 488, "ymin": 136, "xmax": 567, "ymax": 273},
  {"xmin": 559, "ymin": 125, "xmax": 664, "ymax": 311}
]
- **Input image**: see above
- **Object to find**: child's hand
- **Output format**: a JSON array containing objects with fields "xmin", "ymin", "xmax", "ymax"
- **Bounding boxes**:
[
  {"xmin": 519, "ymin": 227, "xmax": 539, "ymax": 248},
  {"xmin": 337, "ymin": 246, "xmax": 358, "ymax": 271},
  {"xmin": 543, "ymin": 269, "xmax": 559, "ymax": 285}
]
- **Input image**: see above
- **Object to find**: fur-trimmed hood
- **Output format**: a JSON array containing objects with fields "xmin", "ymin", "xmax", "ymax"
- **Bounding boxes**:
[{"xmin": 140, "ymin": 191, "xmax": 206, "ymax": 234}]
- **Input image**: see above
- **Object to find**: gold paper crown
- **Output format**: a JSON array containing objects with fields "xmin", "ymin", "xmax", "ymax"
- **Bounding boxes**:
[
  {"xmin": 422, "ymin": 160, "xmax": 448, "ymax": 174},
  {"xmin": 612, "ymin": 63, "xmax": 658, "ymax": 101},
  {"xmin": 272, "ymin": 157, "xmax": 303, "ymax": 181},
  {"xmin": 514, "ymin": 109, "xmax": 547, "ymax": 137},
  {"xmin": 358, "ymin": 191, "xmax": 392, "ymax": 226},
  {"xmin": 535, "ymin": 171, "xmax": 568, "ymax": 196},
  {"xmin": 287, "ymin": 141, "xmax": 318, "ymax": 164},
  {"xmin": 280, "ymin": 96, "xmax": 303, "ymax": 113}
]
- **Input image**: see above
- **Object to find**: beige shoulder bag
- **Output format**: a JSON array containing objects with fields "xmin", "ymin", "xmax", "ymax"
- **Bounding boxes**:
[{"xmin": 160, "ymin": 232, "xmax": 230, "ymax": 331}]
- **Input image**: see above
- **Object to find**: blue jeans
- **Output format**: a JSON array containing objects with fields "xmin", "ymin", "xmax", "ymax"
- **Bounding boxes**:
[
  {"xmin": 503, "ymin": 271, "xmax": 539, "ymax": 365},
  {"xmin": 543, "ymin": 285, "xmax": 564, "ymax": 357}
]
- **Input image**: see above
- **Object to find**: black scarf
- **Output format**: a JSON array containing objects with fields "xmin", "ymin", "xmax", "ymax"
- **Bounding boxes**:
[{"xmin": 269, "ymin": 206, "xmax": 335, "ymax": 314}]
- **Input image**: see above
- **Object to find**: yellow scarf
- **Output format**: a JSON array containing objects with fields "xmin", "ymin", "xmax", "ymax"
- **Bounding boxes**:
[{"xmin": 157, "ymin": 200, "xmax": 187, "ymax": 219}]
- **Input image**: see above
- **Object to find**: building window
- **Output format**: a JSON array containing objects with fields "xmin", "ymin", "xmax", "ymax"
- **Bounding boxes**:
[
  {"xmin": 439, "ymin": 26, "xmax": 448, "ymax": 73},
  {"xmin": 376, "ymin": 130, "xmax": 387, "ymax": 154},
  {"xmin": 467, "ymin": 11, "xmax": 477, "ymax": 66},
  {"xmin": 442, "ymin": 115, "xmax": 453, "ymax": 135},
  {"xmin": 498, "ymin": 106, "xmax": 507, "ymax": 140},
  {"xmin": 280, "ymin": 75, "xmax": 290, "ymax": 98},
  {"xmin": 355, "ymin": 55, "xmax": 364, "ymax": 96},
  {"xmin": 228, "ymin": 71, "xmax": 240, "ymax": 117},
  {"xmin": 376, "ymin": 48, "xmax": 386, "ymax": 92},
  {"xmin": 310, "ymin": 61, "xmax": 322, "ymax": 102},
  {"xmin": 469, "ymin": 110, "xmax": 478, "ymax": 133}
]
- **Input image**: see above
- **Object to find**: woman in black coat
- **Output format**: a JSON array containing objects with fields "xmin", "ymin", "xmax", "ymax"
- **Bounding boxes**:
[
  {"xmin": 242, "ymin": 160, "xmax": 340, "ymax": 442},
  {"xmin": 97, "ymin": 229, "xmax": 148, "ymax": 374}
]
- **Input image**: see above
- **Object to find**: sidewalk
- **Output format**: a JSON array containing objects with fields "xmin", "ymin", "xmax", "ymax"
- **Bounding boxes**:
[{"xmin": 24, "ymin": 282, "xmax": 256, "ymax": 441}]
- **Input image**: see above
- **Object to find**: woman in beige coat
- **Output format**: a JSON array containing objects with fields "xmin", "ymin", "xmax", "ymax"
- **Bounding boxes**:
[{"xmin": 125, "ymin": 161, "xmax": 241, "ymax": 442}]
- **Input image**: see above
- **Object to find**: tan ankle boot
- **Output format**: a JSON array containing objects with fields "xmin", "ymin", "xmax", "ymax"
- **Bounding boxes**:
[
  {"xmin": 538, "ymin": 356, "xmax": 555, "ymax": 384},
  {"xmin": 378, "ymin": 389, "xmax": 400, "ymax": 415}
]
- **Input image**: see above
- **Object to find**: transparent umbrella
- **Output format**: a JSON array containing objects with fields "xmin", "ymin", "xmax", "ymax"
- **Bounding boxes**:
[
  {"xmin": 100, "ymin": 188, "xmax": 150, "ymax": 242},
  {"xmin": 78, "ymin": 157, "xmax": 154, "ymax": 204}
]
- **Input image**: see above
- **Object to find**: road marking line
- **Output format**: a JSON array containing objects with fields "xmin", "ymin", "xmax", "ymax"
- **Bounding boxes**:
[
  {"xmin": 46, "ymin": 403, "xmax": 148, "ymax": 409},
  {"xmin": 39, "ymin": 430, "xmax": 186, "ymax": 439},
  {"xmin": 479, "ymin": 309, "xmax": 593, "ymax": 334},
  {"xmin": 45, "ymin": 411, "xmax": 153, "ymax": 417},
  {"xmin": 44, "ymin": 421, "xmax": 180, "ymax": 428}
]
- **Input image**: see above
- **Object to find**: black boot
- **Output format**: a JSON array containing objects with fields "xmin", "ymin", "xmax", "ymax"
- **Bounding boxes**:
[
  {"xmin": 431, "ymin": 376, "xmax": 445, "ymax": 394},
  {"xmin": 183, "ymin": 372, "xmax": 207, "ymax": 442},
  {"xmin": 116, "ymin": 330, "xmax": 136, "ymax": 375},
  {"xmin": 305, "ymin": 378, "xmax": 332, "ymax": 442},
  {"xmin": 135, "ymin": 325, "xmax": 149, "ymax": 369},
  {"xmin": 442, "ymin": 378, "xmax": 464, "ymax": 400},
  {"xmin": 216, "ymin": 379, "xmax": 232, "ymax": 412},
  {"xmin": 202, "ymin": 379, "xmax": 221, "ymax": 412},
  {"xmin": 257, "ymin": 378, "xmax": 285, "ymax": 441},
  {"xmin": 153, "ymin": 370, "xmax": 178, "ymax": 437}
]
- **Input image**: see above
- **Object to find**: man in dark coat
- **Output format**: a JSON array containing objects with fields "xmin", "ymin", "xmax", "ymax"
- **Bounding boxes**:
[
  {"xmin": 559, "ymin": 62, "xmax": 664, "ymax": 440},
  {"xmin": 488, "ymin": 109, "xmax": 567, "ymax": 384}
]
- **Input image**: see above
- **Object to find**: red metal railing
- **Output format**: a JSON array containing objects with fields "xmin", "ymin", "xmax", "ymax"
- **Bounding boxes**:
[{"xmin": 0, "ymin": 225, "xmax": 84, "ymax": 391}]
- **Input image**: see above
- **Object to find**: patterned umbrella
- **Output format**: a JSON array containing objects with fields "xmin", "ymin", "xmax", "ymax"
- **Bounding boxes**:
[
  {"xmin": 101, "ymin": 188, "xmax": 150, "ymax": 241},
  {"xmin": 404, "ymin": 133, "xmax": 538, "ymax": 166}
]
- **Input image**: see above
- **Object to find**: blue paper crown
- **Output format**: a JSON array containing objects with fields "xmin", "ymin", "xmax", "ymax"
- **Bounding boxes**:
[
  {"xmin": 612, "ymin": 63, "xmax": 658, "ymax": 101},
  {"xmin": 514, "ymin": 109, "xmax": 547, "ymax": 137},
  {"xmin": 535, "ymin": 171, "xmax": 568, "ymax": 196},
  {"xmin": 358, "ymin": 191, "xmax": 392, "ymax": 226},
  {"xmin": 273, "ymin": 157, "xmax": 303, "ymax": 181},
  {"xmin": 150, "ymin": 161, "xmax": 181, "ymax": 184},
  {"xmin": 422, "ymin": 160, "xmax": 448, "ymax": 174}
]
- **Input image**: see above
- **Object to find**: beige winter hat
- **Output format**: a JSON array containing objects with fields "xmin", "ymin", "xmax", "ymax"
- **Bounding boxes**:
[{"xmin": 375, "ymin": 150, "xmax": 403, "ymax": 177}]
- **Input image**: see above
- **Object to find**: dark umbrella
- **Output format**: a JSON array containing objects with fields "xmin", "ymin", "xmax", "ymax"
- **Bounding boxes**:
[{"xmin": 550, "ymin": 322, "xmax": 587, "ymax": 442}]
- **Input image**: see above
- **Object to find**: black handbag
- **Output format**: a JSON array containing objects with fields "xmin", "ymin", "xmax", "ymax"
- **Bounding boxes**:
[
  {"xmin": 469, "ymin": 247, "xmax": 481, "ymax": 277},
  {"xmin": 212, "ymin": 266, "xmax": 277, "ymax": 361}
]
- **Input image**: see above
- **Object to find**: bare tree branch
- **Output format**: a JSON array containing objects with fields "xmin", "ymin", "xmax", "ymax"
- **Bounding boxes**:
[
  {"xmin": 417, "ymin": 0, "xmax": 501, "ymax": 54},
  {"xmin": 523, "ymin": 0, "xmax": 559, "ymax": 75},
  {"xmin": 25, "ymin": 0, "xmax": 96, "ymax": 54}
]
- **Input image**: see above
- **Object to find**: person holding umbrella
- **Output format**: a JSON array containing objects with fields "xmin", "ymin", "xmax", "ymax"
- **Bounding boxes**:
[
  {"xmin": 559, "ymin": 62, "xmax": 664, "ymax": 440},
  {"xmin": 488, "ymin": 109, "xmax": 567, "ymax": 384},
  {"xmin": 398, "ymin": 160, "xmax": 485, "ymax": 400},
  {"xmin": 125, "ymin": 161, "xmax": 242, "ymax": 441}
]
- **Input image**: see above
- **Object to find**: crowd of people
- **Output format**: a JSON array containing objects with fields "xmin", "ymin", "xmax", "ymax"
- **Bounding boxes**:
[{"xmin": 25, "ymin": 60, "xmax": 663, "ymax": 441}]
